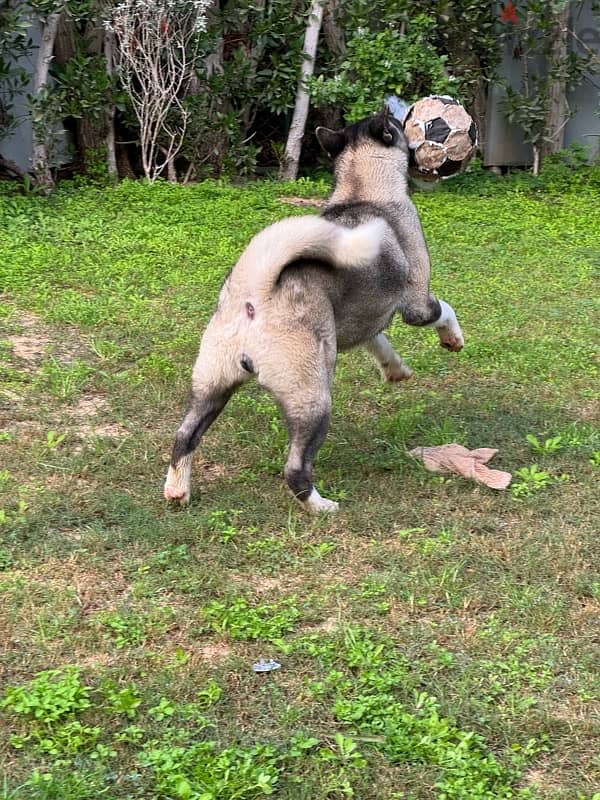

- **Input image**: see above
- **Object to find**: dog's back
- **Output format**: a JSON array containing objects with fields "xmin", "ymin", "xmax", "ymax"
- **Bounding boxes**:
[{"xmin": 274, "ymin": 114, "xmax": 425, "ymax": 350}]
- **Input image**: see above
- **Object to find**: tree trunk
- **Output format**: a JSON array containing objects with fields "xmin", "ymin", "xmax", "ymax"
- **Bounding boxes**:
[
  {"xmin": 280, "ymin": 0, "xmax": 325, "ymax": 180},
  {"xmin": 322, "ymin": 0, "xmax": 344, "ymax": 60},
  {"xmin": 159, "ymin": 145, "xmax": 178, "ymax": 182},
  {"xmin": 116, "ymin": 144, "xmax": 136, "ymax": 179},
  {"xmin": 54, "ymin": 12, "xmax": 76, "ymax": 65},
  {"xmin": 542, "ymin": 6, "xmax": 570, "ymax": 160},
  {"xmin": 471, "ymin": 75, "xmax": 487, "ymax": 161},
  {"xmin": 54, "ymin": 15, "xmax": 112, "ymax": 178},
  {"xmin": 532, "ymin": 144, "xmax": 541, "ymax": 176},
  {"xmin": 104, "ymin": 29, "xmax": 118, "ymax": 178},
  {"xmin": 31, "ymin": 10, "xmax": 62, "ymax": 190}
]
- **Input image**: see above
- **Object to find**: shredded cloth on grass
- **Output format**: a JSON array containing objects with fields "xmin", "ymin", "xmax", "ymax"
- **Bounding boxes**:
[{"xmin": 409, "ymin": 444, "xmax": 512, "ymax": 489}]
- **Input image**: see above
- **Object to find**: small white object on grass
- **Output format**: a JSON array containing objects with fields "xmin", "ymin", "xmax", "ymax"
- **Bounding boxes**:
[{"xmin": 253, "ymin": 659, "xmax": 282, "ymax": 673}]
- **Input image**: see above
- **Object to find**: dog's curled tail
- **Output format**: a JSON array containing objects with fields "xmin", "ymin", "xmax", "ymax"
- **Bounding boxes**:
[{"xmin": 233, "ymin": 216, "xmax": 387, "ymax": 296}]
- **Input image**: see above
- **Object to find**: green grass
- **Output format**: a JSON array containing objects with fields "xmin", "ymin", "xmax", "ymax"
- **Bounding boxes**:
[{"xmin": 0, "ymin": 174, "xmax": 599, "ymax": 799}]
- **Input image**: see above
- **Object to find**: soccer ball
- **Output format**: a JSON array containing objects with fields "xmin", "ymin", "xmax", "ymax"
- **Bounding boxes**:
[{"xmin": 402, "ymin": 95, "xmax": 478, "ymax": 178}]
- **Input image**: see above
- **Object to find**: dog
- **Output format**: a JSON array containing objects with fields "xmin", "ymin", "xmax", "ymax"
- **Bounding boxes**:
[{"xmin": 164, "ymin": 108, "xmax": 464, "ymax": 513}]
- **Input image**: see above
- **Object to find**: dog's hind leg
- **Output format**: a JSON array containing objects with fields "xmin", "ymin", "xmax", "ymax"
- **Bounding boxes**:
[
  {"xmin": 164, "ymin": 321, "xmax": 250, "ymax": 504},
  {"xmin": 258, "ymin": 330, "xmax": 338, "ymax": 513},
  {"xmin": 164, "ymin": 387, "xmax": 235, "ymax": 504},
  {"xmin": 284, "ymin": 399, "xmax": 335, "ymax": 513},
  {"xmin": 365, "ymin": 333, "xmax": 413, "ymax": 382}
]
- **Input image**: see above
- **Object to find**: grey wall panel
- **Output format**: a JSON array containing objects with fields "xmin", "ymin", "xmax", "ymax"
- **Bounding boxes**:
[
  {"xmin": 1, "ymin": 16, "xmax": 73, "ymax": 172},
  {"xmin": 485, "ymin": 0, "xmax": 600, "ymax": 166},
  {"xmin": 1, "ymin": 19, "xmax": 41, "ymax": 171},
  {"xmin": 565, "ymin": 3, "xmax": 600, "ymax": 158}
]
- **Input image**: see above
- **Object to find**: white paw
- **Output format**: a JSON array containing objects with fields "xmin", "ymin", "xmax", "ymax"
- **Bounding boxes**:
[
  {"xmin": 437, "ymin": 326, "xmax": 464, "ymax": 352},
  {"xmin": 304, "ymin": 487, "xmax": 340, "ymax": 514},
  {"xmin": 433, "ymin": 300, "xmax": 464, "ymax": 352},
  {"xmin": 383, "ymin": 359, "xmax": 414, "ymax": 382},
  {"xmin": 164, "ymin": 465, "xmax": 191, "ymax": 505}
]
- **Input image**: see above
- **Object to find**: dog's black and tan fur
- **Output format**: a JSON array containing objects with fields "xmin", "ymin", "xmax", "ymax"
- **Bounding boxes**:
[{"xmin": 165, "ymin": 109, "xmax": 464, "ymax": 513}]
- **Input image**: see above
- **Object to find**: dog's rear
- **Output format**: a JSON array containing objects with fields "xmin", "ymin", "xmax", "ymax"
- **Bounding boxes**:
[{"xmin": 164, "ymin": 214, "xmax": 386, "ymax": 512}]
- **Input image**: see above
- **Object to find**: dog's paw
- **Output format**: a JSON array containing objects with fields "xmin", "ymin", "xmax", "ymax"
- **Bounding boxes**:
[
  {"xmin": 383, "ymin": 362, "xmax": 414, "ymax": 382},
  {"xmin": 304, "ymin": 488, "xmax": 339, "ymax": 514},
  {"xmin": 164, "ymin": 466, "xmax": 191, "ymax": 505},
  {"xmin": 164, "ymin": 484, "xmax": 191, "ymax": 504},
  {"xmin": 437, "ymin": 327, "xmax": 464, "ymax": 352}
]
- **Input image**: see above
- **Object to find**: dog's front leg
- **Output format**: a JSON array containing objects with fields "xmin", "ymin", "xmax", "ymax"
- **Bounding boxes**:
[
  {"xmin": 395, "ymin": 200, "xmax": 464, "ymax": 352},
  {"xmin": 365, "ymin": 333, "xmax": 413, "ymax": 382},
  {"xmin": 427, "ymin": 299, "xmax": 464, "ymax": 352}
]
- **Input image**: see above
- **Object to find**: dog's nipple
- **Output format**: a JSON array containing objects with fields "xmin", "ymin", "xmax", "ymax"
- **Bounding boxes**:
[{"xmin": 245, "ymin": 301, "xmax": 255, "ymax": 319}]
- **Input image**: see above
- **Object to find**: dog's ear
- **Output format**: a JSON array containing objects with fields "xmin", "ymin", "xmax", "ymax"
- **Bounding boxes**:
[
  {"xmin": 369, "ymin": 108, "xmax": 400, "ymax": 147},
  {"xmin": 382, "ymin": 105, "xmax": 393, "ymax": 143},
  {"xmin": 316, "ymin": 126, "xmax": 346, "ymax": 159}
]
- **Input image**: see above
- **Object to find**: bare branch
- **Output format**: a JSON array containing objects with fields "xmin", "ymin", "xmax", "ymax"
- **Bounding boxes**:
[{"xmin": 106, "ymin": 0, "xmax": 210, "ymax": 181}]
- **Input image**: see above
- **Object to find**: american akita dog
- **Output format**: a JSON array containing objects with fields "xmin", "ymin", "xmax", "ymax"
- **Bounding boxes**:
[{"xmin": 164, "ymin": 108, "xmax": 464, "ymax": 513}]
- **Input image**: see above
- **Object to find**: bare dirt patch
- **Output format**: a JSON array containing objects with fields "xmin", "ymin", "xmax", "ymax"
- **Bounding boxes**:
[
  {"xmin": 195, "ymin": 640, "xmax": 234, "ymax": 663},
  {"xmin": 10, "ymin": 556, "xmax": 132, "ymax": 615},
  {"xmin": 73, "ymin": 421, "xmax": 129, "ymax": 442},
  {"xmin": 68, "ymin": 392, "xmax": 128, "ymax": 445},
  {"xmin": 8, "ymin": 334, "xmax": 52, "ymax": 363},
  {"xmin": 246, "ymin": 574, "xmax": 305, "ymax": 595},
  {"xmin": 3, "ymin": 418, "xmax": 44, "ymax": 437},
  {"xmin": 6, "ymin": 309, "xmax": 88, "ymax": 371},
  {"xmin": 199, "ymin": 460, "xmax": 238, "ymax": 482},
  {"xmin": 73, "ymin": 393, "xmax": 109, "ymax": 416},
  {"xmin": 522, "ymin": 768, "xmax": 564, "ymax": 793},
  {"xmin": 301, "ymin": 614, "xmax": 340, "ymax": 635}
]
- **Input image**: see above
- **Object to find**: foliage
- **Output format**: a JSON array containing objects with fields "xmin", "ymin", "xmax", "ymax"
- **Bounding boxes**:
[
  {"xmin": 526, "ymin": 433, "xmax": 565, "ymax": 455},
  {"xmin": 51, "ymin": 48, "xmax": 114, "ymax": 122},
  {"xmin": 0, "ymin": 668, "xmax": 91, "ymax": 723},
  {"xmin": 439, "ymin": 146, "xmax": 600, "ymax": 196},
  {"xmin": 140, "ymin": 742, "xmax": 281, "ymax": 798},
  {"xmin": 341, "ymin": 0, "xmax": 502, "ymax": 111},
  {"xmin": 498, "ymin": 1, "xmax": 598, "ymax": 167},
  {"xmin": 511, "ymin": 465, "xmax": 569, "ymax": 499},
  {"xmin": 181, "ymin": 0, "xmax": 307, "ymax": 178},
  {"xmin": 98, "ymin": 606, "xmax": 175, "ymax": 649},
  {"xmin": 298, "ymin": 628, "xmax": 542, "ymax": 800},
  {"xmin": 310, "ymin": 15, "xmax": 458, "ymax": 121},
  {"xmin": 6, "ymin": 0, "xmax": 599, "ymax": 180},
  {"xmin": 106, "ymin": 0, "xmax": 211, "ymax": 181},
  {"xmin": 201, "ymin": 596, "xmax": 303, "ymax": 641}
]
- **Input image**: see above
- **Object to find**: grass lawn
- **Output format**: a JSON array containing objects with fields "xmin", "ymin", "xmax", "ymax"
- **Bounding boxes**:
[{"xmin": 0, "ymin": 173, "xmax": 599, "ymax": 799}]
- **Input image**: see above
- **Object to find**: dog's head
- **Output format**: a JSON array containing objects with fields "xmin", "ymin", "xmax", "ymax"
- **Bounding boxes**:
[{"xmin": 316, "ymin": 107, "xmax": 409, "ymax": 162}]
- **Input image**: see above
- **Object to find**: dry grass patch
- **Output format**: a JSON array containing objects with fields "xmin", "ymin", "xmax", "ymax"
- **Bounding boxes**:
[{"xmin": 279, "ymin": 196, "xmax": 326, "ymax": 208}]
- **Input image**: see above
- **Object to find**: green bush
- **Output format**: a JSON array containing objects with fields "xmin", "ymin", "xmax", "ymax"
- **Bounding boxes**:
[{"xmin": 310, "ymin": 15, "xmax": 458, "ymax": 121}]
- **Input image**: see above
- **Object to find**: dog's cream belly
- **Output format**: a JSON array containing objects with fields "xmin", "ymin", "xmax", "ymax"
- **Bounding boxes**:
[
  {"xmin": 269, "ymin": 265, "xmax": 399, "ymax": 353},
  {"xmin": 335, "ymin": 303, "xmax": 398, "ymax": 351}
]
